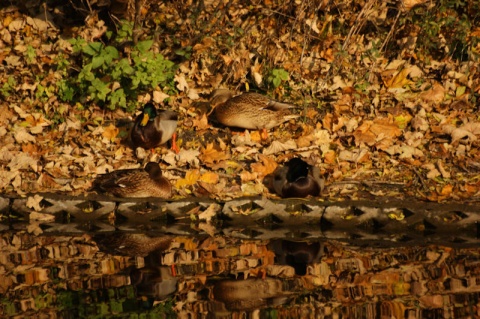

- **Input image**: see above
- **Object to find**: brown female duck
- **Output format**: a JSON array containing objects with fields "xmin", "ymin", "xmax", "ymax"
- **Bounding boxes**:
[
  {"xmin": 210, "ymin": 89, "xmax": 299, "ymax": 131},
  {"xmin": 91, "ymin": 162, "xmax": 172, "ymax": 198}
]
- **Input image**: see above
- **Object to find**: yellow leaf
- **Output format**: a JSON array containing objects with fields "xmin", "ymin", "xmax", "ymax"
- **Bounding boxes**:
[
  {"xmin": 394, "ymin": 114, "xmax": 412, "ymax": 129},
  {"xmin": 175, "ymin": 169, "xmax": 200, "ymax": 188},
  {"xmin": 249, "ymin": 131, "xmax": 262, "ymax": 142},
  {"xmin": 199, "ymin": 171, "xmax": 219, "ymax": 184},
  {"xmin": 102, "ymin": 124, "xmax": 119, "ymax": 142},
  {"xmin": 385, "ymin": 68, "xmax": 412, "ymax": 89}
]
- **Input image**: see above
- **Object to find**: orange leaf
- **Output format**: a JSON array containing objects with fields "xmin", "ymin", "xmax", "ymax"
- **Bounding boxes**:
[
  {"xmin": 251, "ymin": 155, "xmax": 278, "ymax": 178},
  {"xmin": 240, "ymin": 171, "xmax": 257, "ymax": 182},
  {"xmin": 323, "ymin": 150, "xmax": 337, "ymax": 164},
  {"xmin": 102, "ymin": 124, "xmax": 119, "ymax": 142},
  {"xmin": 200, "ymin": 143, "xmax": 229, "ymax": 165},
  {"xmin": 440, "ymin": 184, "xmax": 453, "ymax": 196},
  {"xmin": 464, "ymin": 184, "xmax": 478, "ymax": 195},
  {"xmin": 199, "ymin": 171, "xmax": 219, "ymax": 184}
]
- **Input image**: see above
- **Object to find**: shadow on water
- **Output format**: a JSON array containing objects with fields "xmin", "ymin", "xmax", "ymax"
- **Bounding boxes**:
[{"xmin": 1, "ymin": 194, "xmax": 480, "ymax": 318}]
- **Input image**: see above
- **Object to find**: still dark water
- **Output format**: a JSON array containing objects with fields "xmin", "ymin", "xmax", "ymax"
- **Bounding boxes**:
[{"xmin": 1, "ymin": 195, "xmax": 480, "ymax": 318}]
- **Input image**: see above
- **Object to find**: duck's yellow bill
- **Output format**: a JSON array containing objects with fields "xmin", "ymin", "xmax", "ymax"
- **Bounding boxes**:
[{"xmin": 141, "ymin": 113, "xmax": 150, "ymax": 126}]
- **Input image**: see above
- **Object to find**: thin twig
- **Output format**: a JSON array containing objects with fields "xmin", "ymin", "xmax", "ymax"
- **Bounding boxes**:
[{"xmin": 380, "ymin": 9, "xmax": 402, "ymax": 53}]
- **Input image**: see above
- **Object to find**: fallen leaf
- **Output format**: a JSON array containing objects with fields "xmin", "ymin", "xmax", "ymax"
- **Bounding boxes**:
[
  {"xmin": 251, "ymin": 155, "xmax": 278, "ymax": 177},
  {"xmin": 440, "ymin": 184, "xmax": 453, "ymax": 196},
  {"xmin": 200, "ymin": 143, "xmax": 229, "ymax": 165},
  {"xmin": 175, "ymin": 169, "xmax": 201, "ymax": 188},
  {"xmin": 192, "ymin": 113, "xmax": 210, "ymax": 130},
  {"xmin": 419, "ymin": 82, "xmax": 445, "ymax": 103},
  {"xmin": 153, "ymin": 90, "xmax": 169, "ymax": 103},
  {"xmin": 199, "ymin": 171, "xmax": 219, "ymax": 184},
  {"xmin": 323, "ymin": 150, "xmax": 336, "ymax": 164},
  {"xmin": 14, "ymin": 128, "xmax": 36, "ymax": 144},
  {"xmin": 175, "ymin": 74, "xmax": 189, "ymax": 91},
  {"xmin": 384, "ymin": 68, "xmax": 412, "ymax": 89},
  {"xmin": 27, "ymin": 222, "xmax": 43, "ymax": 236},
  {"xmin": 175, "ymin": 149, "xmax": 201, "ymax": 167},
  {"xmin": 263, "ymin": 140, "xmax": 297, "ymax": 155},
  {"xmin": 102, "ymin": 124, "xmax": 119, "ymax": 142}
]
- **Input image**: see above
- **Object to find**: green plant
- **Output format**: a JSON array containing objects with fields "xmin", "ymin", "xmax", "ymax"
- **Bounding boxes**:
[
  {"xmin": 0, "ymin": 76, "xmax": 17, "ymax": 98},
  {"xmin": 267, "ymin": 68, "xmax": 289, "ymax": 88},
  {"xmin": 25, "ymin": 45, "xmax": 36, "ymax": 64},
  {"xmin": 406, "ymin": 0, "xmax": 480, "ymax": 61},
  {"xmin": 58, "ymin": 21, "xmax": 177, "ymax": 111}
]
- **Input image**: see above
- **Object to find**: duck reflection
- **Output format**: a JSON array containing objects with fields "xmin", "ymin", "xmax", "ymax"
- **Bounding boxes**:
[
  {"xmin": 130, "ymin": 266, "xmax": 178, "ymax": 301},
  {"xmin": 93, "ymin": 233, "xmax": 173, "ymax": 257},
  {"xmin": 269, "ymin": 240, "xmax": 324, "ymax": 275},
  {"xmin": 212, "ymin": 277, "xmax": 297, "ymax": 311},
  {"xmin": 93, "ymin": 233, "xmax": 178, "ymax": 301}
]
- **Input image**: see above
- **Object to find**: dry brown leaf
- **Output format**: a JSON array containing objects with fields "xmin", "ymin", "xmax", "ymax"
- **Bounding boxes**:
[
  {"xmin": 442, "ymin": 123, "xmax": 477, "ymax": 142},
  {"xmin": 192, "ymin": 113, "xmax": 210, "ymax": 130},
  {"xmin": 354, "ymin": 117, "xmax": 401, "ymax": 150},
  {"xmin": 14, "ymin": 128, "xmax": 36, "ymax": 144},
  {"xmin": 353, "ymin": 121, "xmax": 376, "ymax": 145},
  {"xmin": 198, "ymin": 179, "xmax": 227, "ymax": 195},
  {"xmin": 419, "ymin": 82, "xmax": 445, "ymax": 103},
  {"xmin": 200, "ymin": 143, "xmax": 229, "ymax": 165},
  {"xmin": 338, "ymin": 149, "xmax": 370, "ymax": 163},
  {"xmin": 263, "ymin": 140, "xmax": 297, "ymax": 155}
]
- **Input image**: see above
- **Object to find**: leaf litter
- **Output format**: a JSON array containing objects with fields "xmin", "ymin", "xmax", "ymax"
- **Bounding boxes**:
[{"xmin": 0, "ymin": 1, "xmax": 479, "ymax": 203}]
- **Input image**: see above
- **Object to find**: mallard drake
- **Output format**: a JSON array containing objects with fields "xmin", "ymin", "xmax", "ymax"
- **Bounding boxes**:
[
  {"xmin": 131, "ymin": 103, "xmax": 179, "ymax": 152},
  {"xmin": 91, "ymin": 162, "xmax": 172, "ymax": 198},
  {"xmin": 264, "ymin": 157, "xmax": 324, "ymax": 198},
  {"xmin": 210, "ymin": 89, "xmax": 299, "ymax": 131}
]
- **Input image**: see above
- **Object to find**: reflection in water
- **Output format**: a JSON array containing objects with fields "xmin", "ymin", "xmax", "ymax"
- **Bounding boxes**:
[
  {"xmin": 2, "ymin": 230, "xmax": 480, "ymax": 318},
  {"xmin": 212, "ymin": 278, "xmax": 296, "ymax": 311},
  {"xmin": 269, "ymin": 240, "xmax": 323, "ymax": 275},
  {"xmin": 130, "ymin": 266, "xmax": 178, "ymax": 300}
]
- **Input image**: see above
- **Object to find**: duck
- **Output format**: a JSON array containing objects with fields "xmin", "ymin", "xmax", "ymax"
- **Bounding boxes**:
[
  {"xmin": 91, "ymin": 162, "xmax": 172, "ymax": 198},
  {"xmin": 130, "ymin": 103, "xmax": 179, "ymax": 152},
  {"xmin": 210, "ymin": 89, "xmax": 299, "ymax": 136},
  {"xmin": 264, "ymin": 157, "xmax": 324, "ymax": 198}
]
